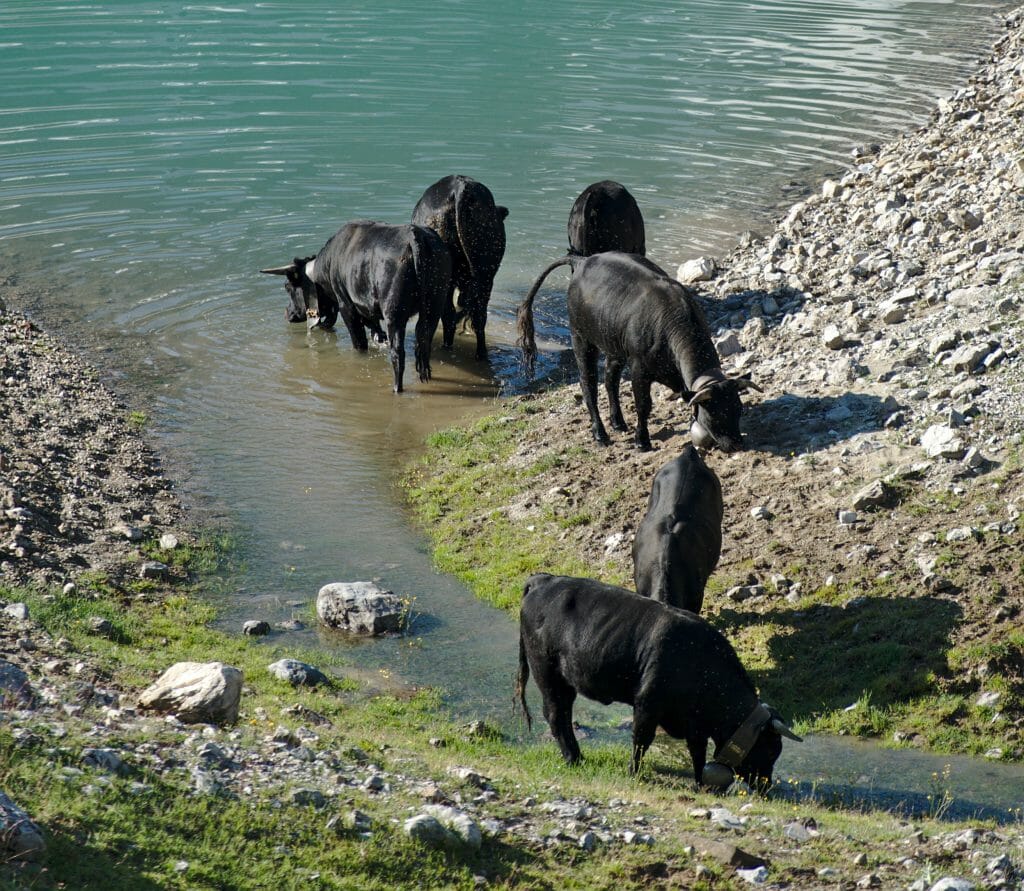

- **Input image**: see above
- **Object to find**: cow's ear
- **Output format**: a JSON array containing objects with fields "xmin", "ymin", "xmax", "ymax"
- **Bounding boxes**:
[{"xmin": 497, "ymin": 206, "xmax": 509, "ymax": 220}]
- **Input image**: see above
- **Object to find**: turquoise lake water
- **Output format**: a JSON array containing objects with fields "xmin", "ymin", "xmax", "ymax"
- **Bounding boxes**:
[{"xmin": 2, "ymin": 0, "xmax": 1021, "ymax": 814}]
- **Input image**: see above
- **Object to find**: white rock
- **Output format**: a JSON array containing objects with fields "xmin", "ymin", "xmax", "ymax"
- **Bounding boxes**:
[
  {"xmin": 137, "ymin": 661, "xmax": 243, "ymax": 725},
  {"xmin": 423, "ymin": 805, "xmax": 482, "ymax": 850},
  {"xmin": 822, "ymin": 324, "xmax": 846, "ymax": 350},
  {"xmin": 737, "ymin": 866, "xmax": 769, "ymax": 885},
  {"xmin": 976, "ymin": 691, "xmax": 1001, "ymax": 708},
  {"xmin": 316, "ymin": 581, "xmax": 404, "ymax": 635},
  {"xmin": 677, "ymin": 256, "xmax": 716, "ymax": 283},
  {"xmin": 928, "ymin": 879, "xmax": 975, "ymax": 891},
  {"xmin": 920, "ymin": 426, "xmax": 965, "ymax": 460}
]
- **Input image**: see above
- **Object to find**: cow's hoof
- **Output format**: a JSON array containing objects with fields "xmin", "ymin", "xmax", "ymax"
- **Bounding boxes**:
[{"xmin": 636, "ymin": 440, "xmax": 653, "ymax": 452}]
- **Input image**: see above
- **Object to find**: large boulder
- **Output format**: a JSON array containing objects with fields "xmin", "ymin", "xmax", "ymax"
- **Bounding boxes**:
[
  {"xmin": 137, "ymin": 661, "xmax": 243, "ymax": 725},
  {"xmin": 316, "ymin": 581, "xmax": 405, "ymax": 635},
  {"xmin": 0, "ymin": 791, "xmax": 45, "ymax": 861}
]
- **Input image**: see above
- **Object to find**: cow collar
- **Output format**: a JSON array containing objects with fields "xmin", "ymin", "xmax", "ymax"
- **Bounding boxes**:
[{"xmin": 713, "ymin": 702, "xmax": 773, "ymax": 769}]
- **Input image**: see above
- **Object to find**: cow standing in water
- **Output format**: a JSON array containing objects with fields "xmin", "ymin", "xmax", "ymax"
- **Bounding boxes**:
[
  {"xmin": 516, "ymin": 573, "xmax": 801, "ymax": 787},
  {"xmin": 262, "ymin": 220, "xmax": 452, "ymax": 393},
  {"xmin": 633, "ymin": 445, "xmax": 723, "ymax": 613},
  {"xmin": 517, "ymin": 251, "xmax": 760, "ymax": 451},
  {"xmin": 567, "ymin": 180, "xmax": 646, "ymax": 257},
  {"xmin": 412, "ymin": 175, "xmax": 508, "ymax": 360}
]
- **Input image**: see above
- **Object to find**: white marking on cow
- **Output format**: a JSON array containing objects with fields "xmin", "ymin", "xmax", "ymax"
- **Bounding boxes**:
[{"xmin": 304, "ymin": 259, "xmax": 316, "ymax": 279}]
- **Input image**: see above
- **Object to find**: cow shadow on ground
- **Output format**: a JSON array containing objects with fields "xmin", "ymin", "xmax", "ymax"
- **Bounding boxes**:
[
  {"xmin": 702, "ymin": 284, "xmax": 810, "ymax": 339},
  {"xmin": 741, "ymin": 391, "xmax": 890, "ymax": 456},
  {"xmin": 711, "ymin": 594, "xmax": 962, "ymax": 733}
]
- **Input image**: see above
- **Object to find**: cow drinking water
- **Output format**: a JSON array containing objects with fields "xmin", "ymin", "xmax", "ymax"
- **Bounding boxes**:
[
  {"xmin": 516, "ymin": 573, "xmax": 801, "ymax": 787},
  {"xmin": 633, "ymin": 444, "xmax": 723, "ymax": 614},
  {"xmin": 262, "ymin": 220, "xmax": 452, "ymax": 394},
  {"xmin": 517, "ymin": 251, "xmax": 760, "ymax": 451}
]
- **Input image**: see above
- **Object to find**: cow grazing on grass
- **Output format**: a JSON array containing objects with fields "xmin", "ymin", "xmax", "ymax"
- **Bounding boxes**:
[
  {"xmin": 516, "ymin": 573, "xmax": 801, "ymax": 788},
  {"xmin": 517, "ymin": 251, "xmax": 760, "ymax": 451},
  {"xmin": 262, "ymin": 220, "xmax": 452, "ymax": 393},
  {"xmin": 568, "ymin": 180, "xmax": 646, "ymax": 257},
  {"xmin": 412, "ymin": 175, "xmax": 508, "ymax": 360},
  {"xmin": 633, "ymin": 444, "xmax": 723, "ymax": 613}
]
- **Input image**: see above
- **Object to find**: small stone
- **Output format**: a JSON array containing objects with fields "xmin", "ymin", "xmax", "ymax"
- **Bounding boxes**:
[
  {"xmin": 750, "ymin": 505, "xmax": 771, "ymax": 520},
  {"xmin": 838, "ymin": 510, "xmax": 858, "ymax": 526},
  {"xmin": 822, "ymin": 324, "xmax": 846, "ymax": 350},
  {"xmin": 139, "ymin": 561, "xmax": 169, "ymax": 581},
  {"xmin": 920, "ymin": 426, "xmax": 965, "ymax": 460},
  {"xmin": 737, "ymin": 866, "xmax": 769, "ymax": 885},
  {"xmin": 578, "ymin": 830, "xmax": 598, "ymax": 851},
  {"xmin": 159, "ymin": 533, "xmax": 180, "ymax": 550},
  {"xmin": 267, "ymin": 659, "xmax": 329, "ymax": 687},
  {"xmin": 242, "ymin": 620, "xmax": 271, "ymax": 637},
  {"xmin": 291, "ymin": 789, "xmax": 327, "ymax": 809},
  {"xmin": 928, "ymin": 879, "xmax": 975, "ymax": 891},
  {"xmin": 975, "ymin": 691, "xmax": 1000, "ymax": 708},
  {"xmin": 0, "ymin": 792, "xmax": 45, "ymax": 860},
  {"xmin": 81, "ymin": 748, "xmax": 124, "ymax": 774},
  {"xmin": 3, "ymin": 601, "xmax": 29, "ymax": 621},
  {"xmin": 88, "ymin": 616, "xmax": 115, "ymax": 637}
]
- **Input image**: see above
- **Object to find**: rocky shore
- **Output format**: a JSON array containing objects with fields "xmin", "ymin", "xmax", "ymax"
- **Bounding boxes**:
[{"xmin": 3, "ymin": 6, "xmax": 1024, "ymax": 889}]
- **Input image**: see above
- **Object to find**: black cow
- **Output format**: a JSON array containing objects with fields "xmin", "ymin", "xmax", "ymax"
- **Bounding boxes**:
[
  {"xmin": 262, "ymin": 220, "xmax": 452, "ymax": 393},
  {"xmin": 517, "ymin": 251, "xmax": 760, "ymax": 451},
  {"xmin": 633, "ymin": 444, "xmax": 723, "ymax": 613},
  {"xmin": 412, "ymin": 174, "xmax": 508, "ymax": 360},
  {"xmin": 567, "ymin": 180, "xmax": 646, "ymax": 257},
  {"xmin": 516, "ymin": 573, "xmax": 800, "ymax": 787}
]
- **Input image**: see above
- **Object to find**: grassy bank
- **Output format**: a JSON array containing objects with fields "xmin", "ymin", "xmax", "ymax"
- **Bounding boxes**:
[
  {"xmin": 402, "ymin": 390, "xmax": 1024, "ymax": 762},
  {"xmin": 5, "ymin": 541, "xmax": 1021, "ymax": 890}
]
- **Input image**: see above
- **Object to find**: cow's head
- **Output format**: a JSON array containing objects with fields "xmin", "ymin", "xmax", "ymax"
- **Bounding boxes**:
[
  {"xmin": 687, "ymin": 371, "xmax": 762, "ymax": 453},
  {"xmin": 703, "ymin": 703, "xmax": 800, "ymax": 791},
  {"xmin": 260, "ymin": 256, "xmax": 336, "ymax": 329}
]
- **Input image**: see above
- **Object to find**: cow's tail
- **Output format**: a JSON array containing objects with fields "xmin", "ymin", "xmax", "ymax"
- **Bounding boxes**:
[
  {"xmin": 453, "ymin": 177, "xmax": 477, "ymax": 283},
  {"xmin": 516, "ymin": 256, "xmax": 575, "ymax": 379},
  {"xmin": 514, "ymin": 628, "xmax": 533, "ymax": 731}
]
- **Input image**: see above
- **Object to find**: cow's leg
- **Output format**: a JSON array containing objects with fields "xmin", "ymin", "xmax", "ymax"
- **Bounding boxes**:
[
  {"xmin": 686, "ymin": 736, "xmax": 708, "ymax": 786},
  {"xmin": 468, "ymin": 289, "xmax": 488, "ymax": 361},
  {"xmin": 440, "ymin": 281, "xmax": 458, "ymax": 350},
  {"xmin": 414, "ymin": 307, "xmax": 436, "ymax": 384},
  {"xmin": 338, "ymin": 302, "xmax": 369, "ymax": 352},
  {"xmin": 545, "ymin": 687, "xmax": 581, "ymax": 765},
  {"xmin": 531, "ymin": 662, "xmax": 581, "ymax": 764},
  {"xmin": 631, "ymin": 372, "xmax": 654, "ymax": 451},
  {"xmin": 387, "ymin": 322, "xmax": 407, "ymax": 393},
  {"xmin": 605, "ymin": 357, "xmax": 629, "ymax": 432},
  {"xmin": 629, "ymin": 697, "xmax": 658, "ymax": 775},
  {"xmin": 572, "ymin": 333, "xmax": 609, "ymax": 445}
]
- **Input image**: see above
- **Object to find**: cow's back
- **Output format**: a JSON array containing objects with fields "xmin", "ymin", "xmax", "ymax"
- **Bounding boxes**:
[
  {"xmin": 412, "ymin": 175, "xmax": 505, "ymax": 283},
  {"xmin": 633, "ymin": 446, "xmax": 723, "ymax": 610},
  {"xmin": 568, "ymin": 181, "xmax": 646, "ymax": 257}
]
